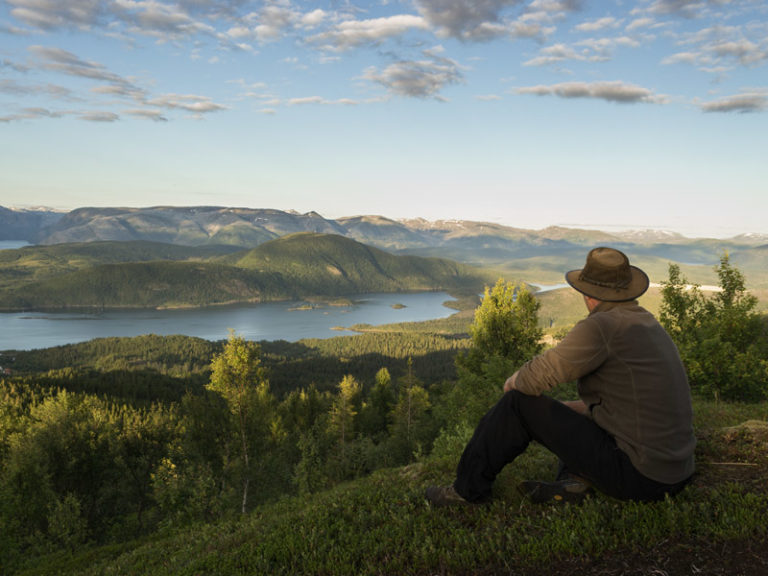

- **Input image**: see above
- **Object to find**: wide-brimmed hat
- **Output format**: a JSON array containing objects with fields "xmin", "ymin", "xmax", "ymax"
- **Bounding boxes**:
[{"xmin": 565, "ymin": 247, "xmax": 649, "ymax": 302}]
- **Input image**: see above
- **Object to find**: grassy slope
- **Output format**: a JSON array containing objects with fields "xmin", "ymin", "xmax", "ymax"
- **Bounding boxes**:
[{"xmin": 19, "ymin": 399, "xmax": 768, "ymax": 576}]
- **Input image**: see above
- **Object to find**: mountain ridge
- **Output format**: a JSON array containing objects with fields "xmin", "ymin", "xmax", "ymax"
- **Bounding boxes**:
[{"xmin": 3, "ymin": 205, "xmax": 762, "ymax": 246}]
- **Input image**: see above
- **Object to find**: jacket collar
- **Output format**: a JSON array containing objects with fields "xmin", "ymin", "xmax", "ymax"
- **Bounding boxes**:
[{"xmin": 589, "ymin": 299, "xmax": 639, "ymax": 316}]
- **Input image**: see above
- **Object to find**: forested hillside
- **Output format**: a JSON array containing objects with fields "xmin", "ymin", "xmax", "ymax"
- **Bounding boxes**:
[
  {"xmin": 0, "ymin": 234, "xmax": 493, "ymax": 311},
  {"xmin": 0, "ymin": 241, "xmax": 240, "ymax": 293}
]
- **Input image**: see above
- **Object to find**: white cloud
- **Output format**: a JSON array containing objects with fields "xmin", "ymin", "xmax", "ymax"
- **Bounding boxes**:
[
  {"xmin": 1, "ymin": 58, "xmax": 30, "ymax": 73},
  {"xmin": 525, "ymin": 34, "xmax": 640, "ymax": 67},
  {"xmin": 363, "ymin": 50, "xmax": 464, "ymax": 98},
  {"xmin": 118, "ymin": 0, "xmax": 215, "ymax": 39},
  {"xmin": 574, "ymin": 16, "xmax": 620, "ymax": 33},
  {"xmin": 508, "ymin": 20, "xmax": 551, "ymax": 39},
  {"xmin": 662, "ymin": 51, "xmax": 700, "ymax": 65},
  {"xmin": 227, "ymin": 25, "xmax": 251, "ymax": 39},
  {"xmin": 700, "ymin": 92, "xmax": 768, "ymax": 113},
  {"xmin": 91, "ymin": 84, "xmax": 148, "ymax": 101},
  {"xmin": 308, "ymin": 15, "xmax": 429, "ymax": 51},
  {"xmin": 124, "ymin": 108, "xmax": 168, "ymax": 121},
  {"xmin": 711, "ymin": 39, "xmax": 766, "ymax": 66},
  {"xmin": 29, "ymin": 45, "xmax": 141, "ymax": 94},
  {"xmin": 147, "ymin": 93, "xmax": 227, "ymax": 113},
  {"xmin": 414, "ymin": 0, "xmax": 524, "ymax": 41},
  {"xmin": 7, "ymin": 0, "xmax": 107, "ymax": 30},
  {"xmin": 523, "ymin": 43, "xmax": 582, "ymax": 66},
  {"xmin": 80, "ymin": 111, "xmax": 120, "ymax": 122},
  {"xmin": 528, "ymin": 0, "xmax": 583, "ymax": 13},
  {"xmin": 0, "ymin": 107, "xmax": 67, "ymax": 122},
  {"xmin": 300, "ymin": 9, "xmax": 327, "ymax": 29},
  {"xmin": 626, "ymin": 17, "xmax": 654, "ymax": 31},
  {"xmin": 663, "ymin": 25, "xmax": 768, "ymax": 71},
  {"xmin": 647, "ymin": 0, "xmax": 713, "ymax": 18},
  {"xmin": 287, "ymin": 96, "xmax": 325, "ymax": 106},
  {"xmin": 22, "ymin": 45, "xmax": 227, "ymax": 120},
  {"xmin": 516, "ymin": 80, "xmax": 665, "ymax": 104},
  {"xmin": 223, "ymin": 3, "xmax": 327, "ymax": 45}
]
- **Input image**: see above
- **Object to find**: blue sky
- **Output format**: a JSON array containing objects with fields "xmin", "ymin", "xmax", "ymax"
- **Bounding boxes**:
[{"xmin": 1, "ymin": 0, "xmax": 766, "ymax": 238}]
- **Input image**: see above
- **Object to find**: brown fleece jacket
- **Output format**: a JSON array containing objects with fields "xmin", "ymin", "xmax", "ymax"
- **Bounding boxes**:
[{"xmin": 515, "ymin": 300, "xmax": 696, "ymax": 485}]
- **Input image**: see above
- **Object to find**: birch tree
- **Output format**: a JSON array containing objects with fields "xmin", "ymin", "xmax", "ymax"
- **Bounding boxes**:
[{"xmin": 207, "ymin": 332, "xmax": 272, "ymax": 514}]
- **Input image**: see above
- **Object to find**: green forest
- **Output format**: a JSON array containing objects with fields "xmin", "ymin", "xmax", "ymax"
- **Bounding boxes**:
[{"xmin": 1, "ymin": 254, "xmax": 767, "ymax": 575}]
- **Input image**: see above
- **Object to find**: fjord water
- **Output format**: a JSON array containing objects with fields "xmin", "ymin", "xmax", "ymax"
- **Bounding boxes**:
[{"xmin": 0, "ymin": 292, "xmax": 455, "ymax": 351}]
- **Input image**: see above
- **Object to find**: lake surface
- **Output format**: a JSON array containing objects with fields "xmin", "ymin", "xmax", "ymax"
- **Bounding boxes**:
[
  {"xmin": 0, "ymin": 241, "xmax": 31, "ymax": 250},
  {"xmin": 529, "ymin": 282, "xmax": 570, "ymax": 293},
  {"xmin": 0, "ymin": 292, "xmax": 456, "ymax": 351}
]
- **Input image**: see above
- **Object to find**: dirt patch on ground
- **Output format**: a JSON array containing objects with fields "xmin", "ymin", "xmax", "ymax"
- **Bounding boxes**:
[
  {"xmin": 535, "ymin": 537, "xmax": 768, "ymax": 576},
  {"xmin": 694, "ymin": 420, "xmax": 768, "ymax": 494}
]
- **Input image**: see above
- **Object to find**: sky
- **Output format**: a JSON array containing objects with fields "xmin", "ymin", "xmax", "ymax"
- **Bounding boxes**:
[{"xmin": 1, "ymin": 0, "xmax": 766, "ymax": 239}]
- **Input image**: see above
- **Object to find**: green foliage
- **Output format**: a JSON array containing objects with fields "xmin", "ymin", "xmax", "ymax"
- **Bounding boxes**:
[
  {"xmin": 46, "ymin": 493, "xmax": 88, "ymax": 552},
  {"xmin": 465, "ymin": 279, "xmax": 543, "ymax": 368},
  {"xmin": 17, "ymin": 417, "xmax": 768, "ymax": 576},
  {"xmin": 206, "ymin": 333, "xmax": 276, "ymax": 514},
  {"xmin": 388, "ymin": 360, "xmax": 433, "ymax": 464},
  {"xmin": 9, "ymin": 334, "xmax": 217, "ymax": 374},
  {"xmin": 450, "ymin": 279, "xmax": 543, "ymax": 424},
  {"xmin": 0, "ymin": 391, "xmax": 178, "ymax": 571},
  {"xmin": 293, "ymin": 422, "xmax": 330, "ymax": 496},
  {"xmin": 2, "ymin": 268, "xmax": 767, "ymax": 576},
  {"xmin": 660, "ymin": 254, "xmax": 768, "ymax": 401},
  {"xmin": 328, "ymin": 375, "xmax": 361, "ymax": 447},
  {"xmin": 0, "ymin": 241, "xmax": 239, "ymax": 294},
  {"xmin": 357, "ymin": 367, "xmax": 394, "ymax": 441}
]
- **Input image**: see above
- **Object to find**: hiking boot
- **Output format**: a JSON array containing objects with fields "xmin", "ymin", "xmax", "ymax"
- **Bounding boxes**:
[
  {"xmin": 425, "ymin": 485, "xmax": 469, "ymax": 507},
  {"xmin": 519, "ymin": 478, "xmax": 592, "ymax": 504}
]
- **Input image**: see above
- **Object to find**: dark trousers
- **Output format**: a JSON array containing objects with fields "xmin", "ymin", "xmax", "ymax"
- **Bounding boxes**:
[{"xmin": 453, "ymin": 390, "xmax": 691, "ymax": 503}]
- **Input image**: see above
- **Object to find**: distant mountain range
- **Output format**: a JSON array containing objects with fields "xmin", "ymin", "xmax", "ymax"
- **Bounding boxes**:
[
  {"xmin": 2, "ymin": 205, "xmax": 767, "ymax": 286},
  {"xmin": 3, "ymin": 205, "xmax": 767, "ymax": 247}
]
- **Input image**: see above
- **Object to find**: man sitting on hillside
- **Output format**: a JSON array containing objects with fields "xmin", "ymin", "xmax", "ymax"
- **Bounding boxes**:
[{"xmin": 426, "ymin": 247, "xmax": 696, "ymax": 506}]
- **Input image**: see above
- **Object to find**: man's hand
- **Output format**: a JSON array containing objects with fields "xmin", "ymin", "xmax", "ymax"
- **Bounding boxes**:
[
  {"xmin": 503, "ymin": 371, "xmax": 519, "ymax": 393},
  {"xmin": 562, "ymin": 400, "xmax": 589, "ymax": 415}
]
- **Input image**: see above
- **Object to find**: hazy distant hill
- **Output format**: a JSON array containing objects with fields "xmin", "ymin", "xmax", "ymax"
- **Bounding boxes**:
[
  {"xmin": 38, "ymin": 206, "xmax": 346, "ymax": 246},
  {"xmin": 0, "ymin": 234, "xmax": 491, "ymax": 310},
  {"xmin": 0, "ymin": 206, "xmax": 64, "ymax": 241}
]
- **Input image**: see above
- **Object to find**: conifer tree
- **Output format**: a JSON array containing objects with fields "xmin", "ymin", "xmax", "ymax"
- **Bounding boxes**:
[
  {"xmin": 389, "ymin": 359, "xmax": 431, "ymax": 463},
  {"xmin": 359, "ymin": 367, "xmax": 394, "ymax": 440},
  {"xmin": 329, "ymin": 375, "xmax": 361, "ymax": 452}
]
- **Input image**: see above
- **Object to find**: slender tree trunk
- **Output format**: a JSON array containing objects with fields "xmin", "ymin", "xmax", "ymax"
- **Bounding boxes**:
[
  {"xmin": 241, "ymin": 452, "xmax": 249, "ymax": 515},
  {"xmin": 240, "ymin": 408, "xmax": 249, "ymax": 515}
]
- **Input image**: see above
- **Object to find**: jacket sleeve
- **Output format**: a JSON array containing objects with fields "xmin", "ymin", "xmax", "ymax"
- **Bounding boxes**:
[{"xmin": 513, "ymin": 315, "xmax": 610, "ymax": 396}]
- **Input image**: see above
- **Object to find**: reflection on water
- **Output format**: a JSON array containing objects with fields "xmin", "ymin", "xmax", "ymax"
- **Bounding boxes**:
[{"xmin": 0, "ymin": 292, "xmax": 456, "ymax": 351}]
